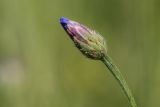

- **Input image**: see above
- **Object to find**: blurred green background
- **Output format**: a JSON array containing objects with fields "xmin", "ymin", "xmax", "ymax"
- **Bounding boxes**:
[{"xmin": 0, "ymin": 0, "xmax": 160, "ymax": 107}]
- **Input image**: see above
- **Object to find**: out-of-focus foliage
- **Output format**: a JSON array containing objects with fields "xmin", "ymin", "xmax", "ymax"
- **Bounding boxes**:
[{"xmin": 0, "ymin": 0, "xmax": 160, "ymax": 107}]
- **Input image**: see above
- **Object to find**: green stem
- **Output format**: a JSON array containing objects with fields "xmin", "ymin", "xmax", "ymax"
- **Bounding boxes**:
[{"xmin": 101, "ymin": 55, "xmax": 137, "ymax": 107}]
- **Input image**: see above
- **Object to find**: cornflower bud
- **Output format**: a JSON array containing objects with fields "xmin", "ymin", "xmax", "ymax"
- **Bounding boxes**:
[{"xmin": 60, "ymin": 17, "xmax": 107, "ymax": 60}]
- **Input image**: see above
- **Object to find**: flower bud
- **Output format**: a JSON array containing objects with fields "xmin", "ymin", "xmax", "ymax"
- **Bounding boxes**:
[{"xmin": 60, "ymin": 17, "xmax": 107, "ymax": 60}]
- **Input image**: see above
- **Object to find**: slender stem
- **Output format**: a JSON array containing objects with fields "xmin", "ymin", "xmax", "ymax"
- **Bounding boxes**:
[{"xmin": 101, "ymin": 55, "xmax": 137, "ymax": 107}]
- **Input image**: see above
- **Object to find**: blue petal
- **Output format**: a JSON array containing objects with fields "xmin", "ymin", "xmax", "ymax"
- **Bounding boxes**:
[{"xmin": 60, "ymin": 16, "xmax": 69, "ymax": 26}]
